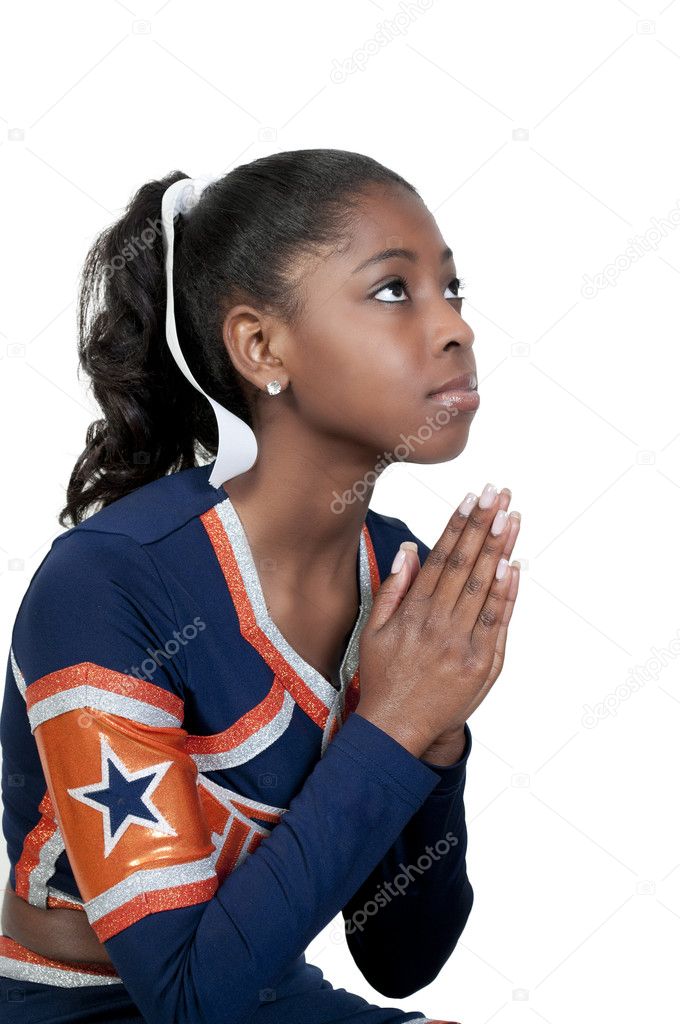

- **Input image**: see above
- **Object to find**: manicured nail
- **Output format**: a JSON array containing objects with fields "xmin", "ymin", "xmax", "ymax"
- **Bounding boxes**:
[
  {"xmin": 391, "ymin": 549, "xmax": 406, "ymax": 574},
  {"xmin": 490, "ymin": 509, "xmax": 508, "ymax": 536},
  {"xmin": 401, "ymin": 541, "xmax": 418, "ymax": 552},
  {"xmin": 457, "ymin": 492, "xmax": 477, "ymax": 517},
  {"xmin": 479, "ymin": 482, "xmax": 497, "ymax": 509},
  {"xmin": 496, "ymin": 557, "xmax": 509, "ymax": 580}
]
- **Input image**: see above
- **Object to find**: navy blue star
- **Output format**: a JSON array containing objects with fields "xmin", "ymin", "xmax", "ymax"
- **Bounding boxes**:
[
  {"xmin": 80, "ymin": 759, "xmax": 162, "ymax": 836},
  {"xmin": 68, "ymin": 733, "xmax": 177, "ymax": 857}
]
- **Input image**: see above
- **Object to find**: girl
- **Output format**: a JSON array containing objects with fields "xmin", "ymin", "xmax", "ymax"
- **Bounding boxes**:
[{"xmin": 0, "ymin": 148, "xmax": 521, "ymax": 1023}]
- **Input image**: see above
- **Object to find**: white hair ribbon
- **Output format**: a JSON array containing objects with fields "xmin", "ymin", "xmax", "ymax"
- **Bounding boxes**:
[{"xmin": 160, "ymin": 176, "xmax": 258, "ymax": 489}]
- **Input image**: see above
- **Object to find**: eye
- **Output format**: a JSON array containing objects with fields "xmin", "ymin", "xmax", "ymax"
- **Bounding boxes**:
[
  {"xmin": 372, "ymin": 276, "xmax": 409, "ymax": 303},
  {"xmin": 372, "ymin": 275, "xmax": 467, "ymax": 304},
  {"xmin": 445, "ymin": 276, "xmax": 466, "ymax": 299}
]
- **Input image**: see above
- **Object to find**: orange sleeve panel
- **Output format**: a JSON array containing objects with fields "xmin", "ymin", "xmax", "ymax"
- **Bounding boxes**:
[{"xmin": 30, "ymin": 667, "xmax": 218, "ymax": 943}]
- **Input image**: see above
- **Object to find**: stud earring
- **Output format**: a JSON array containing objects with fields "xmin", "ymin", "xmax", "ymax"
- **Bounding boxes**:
[{"xmin": 266, "ymin": 380, "xmax": 283, "ymax": 395}]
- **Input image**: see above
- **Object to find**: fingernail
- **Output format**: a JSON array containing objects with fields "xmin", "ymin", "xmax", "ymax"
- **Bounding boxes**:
[
  {"xmin": 457, "ymin": 492, "xmax": 477, "ymax": 517},
  {"xmin": 479, "ymin": 482, "xmax": 497, "ymax": 509},
  {"xmin": 391, "ymin": 549, "xmax": 406, "ymax": 574},
  {"xmin": 490, "ymin": 509, "xmax": 508, "ymax": 536},
  {"xmin": 401, "ymin": 541, "xmax": 418, "ymax": 552},
  {"xmin": 496, "ymin": 557, "xmax": 509, "ymax": 580}
]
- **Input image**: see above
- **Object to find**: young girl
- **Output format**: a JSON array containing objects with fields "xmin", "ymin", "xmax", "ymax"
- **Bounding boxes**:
[{"xmin": 0, "ymin": 148, "xmax": 521, "ymax": 1023}]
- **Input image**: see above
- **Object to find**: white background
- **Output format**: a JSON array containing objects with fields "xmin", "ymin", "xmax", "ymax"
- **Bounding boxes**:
[{"xmin": 1, "ymin": 1, "xmax": 680, "ymax": 1021}]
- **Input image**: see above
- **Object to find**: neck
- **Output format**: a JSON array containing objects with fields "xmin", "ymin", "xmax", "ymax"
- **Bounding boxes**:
[{"xmin": 220, "ymin": 421, "xmax": 381, "ymax": 591}]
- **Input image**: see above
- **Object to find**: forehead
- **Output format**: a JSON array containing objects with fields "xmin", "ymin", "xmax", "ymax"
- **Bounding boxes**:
[
  {"xmin": 287, "ymin": 185, "xmax": 454, "ymax": 320},
  {"xmin": 340, "ymin": 184, "xmax": 449, "ymax": 267}
]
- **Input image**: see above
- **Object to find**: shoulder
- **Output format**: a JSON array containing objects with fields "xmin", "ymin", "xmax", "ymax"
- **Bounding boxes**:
[
  {"xmin": 12, "ymin": 460, "xmax": 222, "ymax": 652},
  {"xmin": 69, "ymin": 461, "xmax": 221, "ymax": 545},
  {"xmin": 11, "ymin": 521, "xmax": 188, "ymax": 711}
]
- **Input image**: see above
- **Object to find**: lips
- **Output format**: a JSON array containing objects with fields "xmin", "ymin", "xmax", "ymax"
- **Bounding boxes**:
[{"xmin": 428, "ymin": 372, "xmax": 478, "ymax": 396}]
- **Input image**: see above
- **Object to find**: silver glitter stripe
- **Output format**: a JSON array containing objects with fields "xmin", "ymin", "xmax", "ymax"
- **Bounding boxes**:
[
  {"xmin": 231, "ymin": 825, "xmax": 257, "ymax": 872},
  {"xmin": 10, "ymin": 646, "xmax": 26, "ymax": 700},
  {"xmin": 0, "ymin": 954, "xmax": 123, "ymax": 987},
  {"xmin": 190, "ymin": 690, "xmax": 296, "ymax": 771},
  {"xmin": 27, "ymin": 686, "xmax": 182, "ymax": 733},
  {"xmin": 214, "ymin": 498, "xmax": 374, "ymax": 713},
  {"xmin": 336, "ymin": 538, "xmax": 373, "ymax": 687},
  {"xmin": 46, "ymin": 884, "xmax": 84, "ymax": 908},
  {"xmin": 197, "ymin": 772, "xmax": 288, "ymax": 820},
  {"xmin": 27, "ymin": 824, "xmax": 65, "ymax": 909},
  {"xmin": 320, "ymin": 702, "xmax": 341, "ymax": 757},
  {"xmin": 84, "ymin": 855, "xmax": 217, "ymax": 925}
]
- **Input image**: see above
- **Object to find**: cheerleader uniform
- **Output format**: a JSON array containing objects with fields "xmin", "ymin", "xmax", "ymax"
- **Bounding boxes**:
[{"xmin": 0, "ymin": 459, "xmax": 473, "ymax": 1023}]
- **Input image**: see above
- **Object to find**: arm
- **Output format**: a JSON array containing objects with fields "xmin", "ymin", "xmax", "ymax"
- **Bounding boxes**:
[
  {"xmin": 13, "ymin": 529, "xmax": 446, "ymax": 1024},
  {"xmin": 341, "ymin": 721, "xmax": 474, "ymax": 998}
]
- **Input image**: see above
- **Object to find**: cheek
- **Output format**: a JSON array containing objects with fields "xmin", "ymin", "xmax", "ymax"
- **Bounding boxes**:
[{"xmin": 292, "ymin": 314, "xmax": 472, "ymax": 455}]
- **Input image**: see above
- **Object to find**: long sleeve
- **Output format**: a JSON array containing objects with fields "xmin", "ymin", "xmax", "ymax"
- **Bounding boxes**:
[
  {"xmin": 341, "ymin": 722, "xmax": 473, "ymax": 998},
  {"xmin": 11, "ymin": 528, "xmax": 447, "ymax": 1024}
]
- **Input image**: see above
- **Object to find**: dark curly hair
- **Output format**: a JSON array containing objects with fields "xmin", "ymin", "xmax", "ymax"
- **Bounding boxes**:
[{"xmin": 59, "ymin": 148, "xmax": 420, "ymax": 528}]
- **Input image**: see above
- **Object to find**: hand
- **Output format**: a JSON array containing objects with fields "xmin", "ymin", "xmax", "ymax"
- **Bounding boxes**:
[
  {"xmin": 355, "ymin": 483, "xmax": 522, "ymax": 759},
  {"xmin": 418, "ymin": 489, "xmax": 521, "ymax": 755}
]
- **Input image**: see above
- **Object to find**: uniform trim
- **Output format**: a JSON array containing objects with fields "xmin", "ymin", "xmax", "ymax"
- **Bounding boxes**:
[
  {"xmin": 0, "ymin": 935, "xmax": 123, "ymax": 987},
  {"xmin": 200, "ymin": 497, "xmax": 381, "ymax": 753},
  {"xmin": 84, "ymin": 860, "xmax": 218, "ymax": 942},
  {"xmin": 25, "ymin": 662, "xmax": 184, "ymax": 733},
  {"xmin": 9, "ymin": 646, "xmax": 26, "ymax": 700},
  {"xmin": 46, "ymin": 886, "xmax": 85, "ymax": 910},
  {"xmin": 14, "ymin": 790, "xmax": 64, "ymax": 909},
  {"xmin": 197, "ymin": 774, "xmax": 287, "ymax": 881},
  {"xmin": 186, "ymin": 676, "xmax": 295, "ymax": 770}
]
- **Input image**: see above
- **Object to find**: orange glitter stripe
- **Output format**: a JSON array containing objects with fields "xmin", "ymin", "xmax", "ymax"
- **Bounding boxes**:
[
  {"xmin": 25, "ymin": 662, "xmax": 184, "ymax": 720},
  {"xmin": 91, "ymin": 876, "xmax": 218, "ymax": 943},
  {"xmin": 215, "ymin": 818, "xmax": 250, "ymax": 877},
  {"xmin": 186, "ymin": 677, "xmax": 287, "ymax": 755},
  {"xmin": 229, "ymin": 799, "xmax": 281, "ymax": 824},
  {"xmin": 46, "ymin": 893, "xmax": 85, "ymax": 911},
  {"xmin": 200, "ymin": 507, "xmax": 381, "ymax": 731},
  {"xmin": 0, "ymin": 935, "xmax": 120, "ymax": 977},
  {"xmin": 14, "ymin": 789, "xmax": 59, "ymax": 902},
  {"xmin": 201, "ymin": 507, "xmax": 330, "ymax": 728}
]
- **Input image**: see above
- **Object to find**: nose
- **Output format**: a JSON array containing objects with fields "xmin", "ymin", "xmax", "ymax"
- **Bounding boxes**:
[{"xmin": 435, "ymin": 305, "xmax": 474, "ymax": 353}]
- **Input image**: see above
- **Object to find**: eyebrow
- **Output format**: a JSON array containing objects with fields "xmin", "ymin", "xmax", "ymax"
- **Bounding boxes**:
[{"xmin": 352, "ymin": 245, "xmax": 454, "ymax": 274}]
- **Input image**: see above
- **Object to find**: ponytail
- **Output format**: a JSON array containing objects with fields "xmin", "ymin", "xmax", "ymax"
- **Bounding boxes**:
[{"xmin": 59, "ymin": 150, "xmax": 419, "ymax": 527}]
